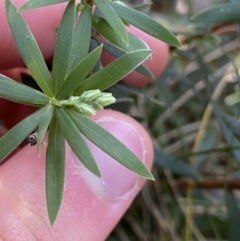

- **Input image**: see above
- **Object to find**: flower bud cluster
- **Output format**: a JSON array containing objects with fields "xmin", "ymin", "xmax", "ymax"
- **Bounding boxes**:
[{"xmin": 59, "ymin": 89, "xmax": 116, "ymax": 115}]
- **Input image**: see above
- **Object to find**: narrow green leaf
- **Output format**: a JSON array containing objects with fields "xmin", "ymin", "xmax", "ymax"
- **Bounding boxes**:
[
  {"xmin": 67, "ymin": 5, "xmax": 92, "ymax": 75},
  {"xmin": 193, "ymin": 127, "xmax": 217, "ymax": 170},
  {"xmin": 98, "ymin": 36, "xmax": 150, "ymax": 54},
  {"xmin": 100, "ymin": 40, "xmax": 154, "ymax": 79},
  {"xmin": 222, "ymin": 114, "xmax": 240, "ymax": 142},
  {"xmin": 89, "ymin": 39, "xmax": 102, "ymax": 73},
  {"xmin": 92, "ymin": 15, "xmax": 149, "ymax": 52},
  {"xmin": 195, "ymin": 52, "xmax": 240, "ymax": 164},
  {"xmin": 55, "ymin": 108, "xmax": 101, "ymax": 177},
  {"xmin": 191, "ymin": 3, "xmax": 240, "ymax": 23},
  {"xmin": 20, "ymin": 0, "xmax": 71, "ymax": 10},
  {"xmin": 5, "ymin": 0, "xmax": 53, "ymax": 96},
  {"xmin": 37, "ymin": 105, "xmax": 54, "ymax": 153},
  {"xmin": 154, "ymin": 148, "xmax": 200, "ymax": 180},
  {"xmin": 0, "ymin": 107, "xmax": 46, "ymax": 161},
  {"xmin": 46, "ymin": 114, "xmax": 65, "ymax": 225},
  {"xmin": 226, "ymin": 190, "xmax": 240, "ymax": 241},
  {"xmin": 93, "ymin": 0, "xmax": 128, "ymax": 45},
  {"xmin": 0, "ymin": 74, "xmax": 49, "ymax": 106},
  {"xmin": 110, "ymin": 1, "xmax": 181, "ymax": 47},
  {"xmin": 52, "ymin": 1, "xmax": 76, "ymax": 94},
  {"xmin": 57, "ymin": 45, "xmax": 103, "ymax": 99},
  {"xmin": 133, "ymin": 3, "xmax": 151, "ymax": 12},
  {"xmin": 136, "ymin": 64, "xmax": 154, "ymax": 79},
  {"xmin": 74, "ymin": 50, "xmax": 152, "ymax": 94},
  {"xmin": 213, "ymin": 106, "xmax": 240, "ymax": 164},
  {"xmin": 66, "ymin": 109, "xmax": 154, "ymax": 180}
]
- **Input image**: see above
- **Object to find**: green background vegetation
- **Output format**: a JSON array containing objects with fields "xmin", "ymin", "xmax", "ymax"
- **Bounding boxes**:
[{"xmin": 106, "ymin": 0, "xmax": 240, "ymax": 240}]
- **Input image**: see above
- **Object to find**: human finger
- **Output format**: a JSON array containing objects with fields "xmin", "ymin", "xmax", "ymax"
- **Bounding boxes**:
[
  {"xmin": 0, "ymin": 109, "xmax": 153, "ymax": 241},
  {"xmin": 0, "ymin": 1, "xmax": 169, "ymax": 88}
]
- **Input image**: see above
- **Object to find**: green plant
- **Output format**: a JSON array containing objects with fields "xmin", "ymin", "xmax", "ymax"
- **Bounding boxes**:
[
  {"xmin": 106, "ymin": 1, "xmax": 240, "ymax": 240},
  {"xmin": 0, "ymin": 0, "xmax": 180, "ymax": 225}
]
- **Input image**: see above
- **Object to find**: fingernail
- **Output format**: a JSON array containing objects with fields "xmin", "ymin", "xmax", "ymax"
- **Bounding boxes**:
[{"xmin": 70, "ymin": 115, "xmax": 148, "ymax": 203}]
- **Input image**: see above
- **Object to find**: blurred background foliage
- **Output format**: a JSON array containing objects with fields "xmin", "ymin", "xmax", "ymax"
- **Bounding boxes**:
[{"xmin": 105, "ymin": 0, "xmax": 240, "ymax": 240}]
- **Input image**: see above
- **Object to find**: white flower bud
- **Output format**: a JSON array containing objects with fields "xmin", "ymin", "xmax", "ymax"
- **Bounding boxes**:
[
  {"xmin": 68, "ymin": 96, "xmax": 79, "ymax": 101},
  {"xmin": 90, "ymin": 102, "xmax": 103, "ymax": 110},
  {"xmin": 95, "ymin": 92, "xmax": 116, "ymax": 106},
  {"xmin": 61, "ymin": 96, "xmax": 79, "ymax": 105},
  {"xmin": 79, "ymin": 89, "xmax": 102, "ymax": 102},
  {"xmin": 74, "ymin": 103, "xmax": 96, "ymax": 115}
]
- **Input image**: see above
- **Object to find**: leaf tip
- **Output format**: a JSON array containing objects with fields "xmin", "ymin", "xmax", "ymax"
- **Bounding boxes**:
[
  {"xmin": 94, "ymin": 168, "xmax": 102, "ymax": 178},
  {"xmin": 166, "ymin": 31, "xmax": 181, "ymax": 48},
  {"xmin": 5, "ymin": 0, "xmax": 11, "ymax": 8},
  {"xmin": 139, "ymin": 166, "xmax": 155, "ymax": 180},
  {"xmin": 190, "ymin": 14, "xmax": 197, "ymax": 22},
  {"xmin": 37, "ymin": 145, "xmax": 41, "ymax": 156},
  {"xmin": 99, "ymin": 43, "xmax": 104, "ymax": 50},
  {"xmin": 146, "ymin": 171, "xmax": 155, "ymax": 181},
  {"xmin": 173, "ymin": 38, "xmax": 182, "ymax": 48},
  {"xmin": 49, "ymin": 213, "xmax": 58, "ymax": 226}
]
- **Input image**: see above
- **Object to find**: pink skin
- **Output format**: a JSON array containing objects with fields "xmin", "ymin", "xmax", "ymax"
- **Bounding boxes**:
[{"xmin": 0, "ymin": 1, "xmax": 169, "ymax": 240}]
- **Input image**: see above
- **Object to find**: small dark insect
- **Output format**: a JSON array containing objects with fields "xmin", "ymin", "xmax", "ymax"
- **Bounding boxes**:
[{"xmin": 27, "ymin": 131, "xmax": 38, "ymax": 146}]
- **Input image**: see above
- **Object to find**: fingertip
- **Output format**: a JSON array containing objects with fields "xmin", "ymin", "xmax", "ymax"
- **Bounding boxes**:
[
  {"xmin": 0, "ymin": 0, "xmax": 66, "ymax": 70},
  {"xmin": 0, "ymin": 109, "xmax": 154, "ymax": 240}
]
